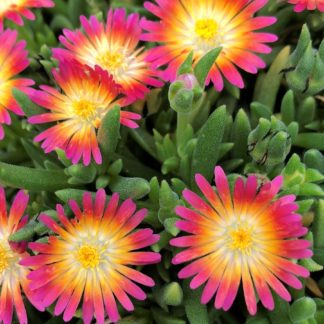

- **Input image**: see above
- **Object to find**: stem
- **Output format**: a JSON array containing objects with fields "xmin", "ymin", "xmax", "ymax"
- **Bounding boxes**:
[{"xmin": 176, "ymin": 112, "xmax": 191, "ymax": 148}]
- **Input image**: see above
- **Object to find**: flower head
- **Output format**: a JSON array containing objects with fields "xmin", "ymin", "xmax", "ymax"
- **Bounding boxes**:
[
  {"xmin": 141, "ymin": 0, "xmax": 277, "ymax": 91},
  {"xmin": 28, "ymin": 61, "xmax": 140, "ymax": 165},
  {"xmin": 53, "ymin": 8, "xmax": 163, "ymax": 105},
  {"xmin": 0, "ymin": 188, "xmax": 44, "ymax": 324},
  {"xmin": 21, "ymin": 190, "xmax": 161, "ymax": 324},
  {"xmin": 171, "ymin": 166, "xmax": 312, "ymax": 315},
  {"xmin": 288, "ymin": 0, "xmax": 324, "ymax": 12},
  {"xmin": 0, "ymin": 28, "xmax": 34, "ymax": 140},
  {"xmin": 0, "ymin": 0, "xmax": 54, "ymax": 31}
]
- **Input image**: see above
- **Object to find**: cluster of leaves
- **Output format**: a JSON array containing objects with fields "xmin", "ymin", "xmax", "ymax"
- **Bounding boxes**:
[{"xmin": 1, "ymin": 0, "xmax": 324, "ymax": 323}]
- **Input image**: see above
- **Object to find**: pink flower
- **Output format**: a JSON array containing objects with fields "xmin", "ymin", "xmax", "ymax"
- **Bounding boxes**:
[
  {"xmin": 141, "ymin": 0, "xmax": 277, "ymax": 91},
  {"xmin": 28, "ymin": 61, "xmax": 141, "ymax": 166},
  {"xmin": 0, "ymin": 29, "xmax": 34, "ymax": 140},
  {"xmin": 0, "ymin": 0, "xmax": 54, "ymax": 31},
  {"xmin": 53, "ymin": 8, "xmax": 163, "ymax": 105},
  {"xmin": 21, "ymin": 190, "xmax": 161, "ymax": 324},
  {"xmin": 171, "ymin": 166, "xmax": 311, "ymax": 315},
  {"xmin": 288, "ymin": 0, "xmax": 324, "ymax": 12},
  {"xmin": 0, "ymin": 188, "xmax": 44, "ymax": 324}
]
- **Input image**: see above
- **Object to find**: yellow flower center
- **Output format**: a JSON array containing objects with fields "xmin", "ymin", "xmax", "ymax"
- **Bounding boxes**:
[
  {"xmin": 77, "ymin": 245, "xmax": 100, "ymax": 269},
  {"xmin": 228, "ymin": 226, "xmax": 253, "ymax": 254},
  {"xmin": 73, "ymin": 99, "xmax": 97, "ymax": 119},
  {"xmin": 0, "ymin": 243, "xmax": 10, "ymax": 273},
  {"xmin": 96, "ymin": 51, "xmax": 126, "ymax": 72},
  {"xmin": 195, "ymin": 19, "xmax": 218, "ymax": 41}
]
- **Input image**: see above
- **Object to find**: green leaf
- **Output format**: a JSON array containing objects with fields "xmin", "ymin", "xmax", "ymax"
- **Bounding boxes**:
[
  {"xmin": 254, "ymin": 46, "xmax": 290, "ymax": 111},
  {"xmin": 298, "ymin": 183, "xmax": 324, "ymax": 196},
  {"xmin": 304, "ymin": 149, "xmax": 324, "ymax": 173},
  {"xmin": 152, "ymin": 230, "xmax": 172, "ymax": 253},
  {"xmin": 268, "ymin": 294, "xmax": 292, "ymax": 324},
  {"xmin": 129, "ymin": 128, "xmax": 157, "ymax": 159},
  {"xmin": 251, "ymin": 102, "xmax": 272, "ymax": 123},
  {"xmin": 66, "ymin": 164, "xmax": 97, "ymax": 184},
  {"xmin": 283, "ymin": 154, "xmax": 305, "ymax": 187},
  {"xmin": 297, "ymin": 199, "xmax": 314, "ymax": 214},
  {"xmin": 294, "ymin": 133, "xmax": 324, "ymax": 150},
  {"xmin": 164, "ymin": 217, "xmax": 180, "ymax": 236},
  {"xmin": 162, "ymin": 156, "xmax": 180, "ymax": 175},
  {"xmin": 297, "ymin": 97, "xmax": 316, "ymax": 127},
  {"xmin": 9, "ymin": 221, "xmax": 36, "ymax": 242},
  {"xmin": 0, "ymin": 162, "xmax": 70, "ymax": 191},
  {"xmin": 191, "ymin": 106, "xmax": 227, "ymax": 188},
  {"xmin": 12, "ymin": 88, "xmax": 44, "ymax": 117},
  {"xmin": 98, "ymin": 105, "xmax": 120, "ymax": 162},
  {"xmin": 287, "ymin": 122, "xmax": 299, "ymax": 143},
  {"xmin": 231, "ymin": 109, "xmax": 251, "ymax": 161},
  {"xmin": 178, "ymin": 51, "xmax": 194, "ymax": 75},
  {"xmin": 313, "ymin": 200, "xmax": 324, "ymax": 265},
  {"xmin": 305, "ymin": 168, "xmax": 324, "ymax": 183},
  {"xmin": 149, "ymin": 177, "xmax": 160, "ymax": 203},
  {"xmin": 245, "ymin": 315, "xmax": 271, "ymax": 324},
  {"xmin": 194, "ymin": 47, "xmax": 222, "ymax": 87},
  {"xmin": 159, "ymin": 181, "xmax": 179, "ymax": 209},
  {"xmin": 281, "ymin": 90, "xmax": 295, "ymax": 125},
  {"xmin": 55, "ymin": 189, "xmax": 99, "ymax": 204},
  {"xmin": 183, "ymin": 280, "xmax": 209, "ymax": 324},
  {"xmin": 21, "ymin": 139, "xmax": 46, "ymax": 168},
  {"xmin": 158, "ymin": 181, "xmax": 180, "ymax": 224},
  {"xmin": 300, "ymin": 258, "xmax": 323, "ymax": 272},
  {"xmin": 50, "ymin": 14, "xmax": 74, "ymax": 30},
  {"xmin": 151, "ymin": 307, "xmax": 186, "ymax": 324},
  {"xmin": 109, "ymin": 176, "xmax": 150, "ymax": 200},
  {"xmin": 290, "ymin": 24, "xmax": 311, "ymax": 66},
  {"xmin": 107, "ymin": 159, "xmax": 123, "ymax": 176}
]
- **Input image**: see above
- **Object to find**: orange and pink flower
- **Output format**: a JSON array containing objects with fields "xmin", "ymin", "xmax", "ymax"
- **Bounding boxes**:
[
  {"xmin": 21, "ymin": 190, "xmax": 161, "ymax": 324},
  {"xmin": 0, "ymin": 0, "xmax": 54, "ymax": 31},
  {"xmin": 171, "ymin": 166, "xmax": 312, "ymax": 315},
  {"xmin": 0, "ymin": 188, "xmax": 44, "ymax": 324},
  {"xmin": 288, "ymin": 0, "xmax": 324, "ymax": 11},
  {"xmin": 0, "ymin": 28, "xmax": 34, "ymax": 140},
  {"xmin": 53, "ymin": 8, "xmax": 163, "ymax": 105},
  {"xmin": 28, "ymin": 61, "xmax": 140, "ymax": 165},
  {"xmin": 141, "ymin": 0, "xmax": 277, "ymax": 91}
]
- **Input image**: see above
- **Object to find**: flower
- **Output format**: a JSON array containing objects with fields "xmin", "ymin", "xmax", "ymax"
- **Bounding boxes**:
[
  {"xmin": 52, "ymin": 8, "xmax": 163, "ymax": 105},
  {"xmin": 170, "ymin": 166, "xmax": 312, "ymax": 315},
  {"xmin": 0, "ymin": 188, "xmax": 44, "ymax": 324},
  {"xmin": 28, "ymin": 61, "xmax": 140, "ymax": 165},
  {"xmin": 21, "ymin": 190, "xmax": 161, "ymax": 324},
  {"xmin": 0, "ymin": 28, "xmax": 34, "ymax": 140},
  {"xmin": 141, "ymin": 0, "xmax": 277, "ymax": 91},
  {"xmin": 288, "ymin": 0, "xmax": 324, "ymax": 12},
  {"xmin": 0, "ymin": 0, "xmax": 54, "ymax": 31}
]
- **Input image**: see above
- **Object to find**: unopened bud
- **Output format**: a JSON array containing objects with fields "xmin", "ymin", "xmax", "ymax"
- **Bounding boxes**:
[{"xmin": 169, "ymin": 74, "xmax": 203, "ymax": 113}]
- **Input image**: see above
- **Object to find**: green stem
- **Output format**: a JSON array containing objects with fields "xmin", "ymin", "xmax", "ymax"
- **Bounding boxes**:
[{"xmin": 176, "ymin": 112, "xmax": 190, "ymax": 148}]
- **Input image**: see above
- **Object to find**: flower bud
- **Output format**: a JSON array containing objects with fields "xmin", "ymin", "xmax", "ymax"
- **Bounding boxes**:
[
  {"xmin": 159, "ymin": 282, "xmax": 183, "ymax": 306},
  {"xmin": 289, "ymin": 297, "xmax": 316, "ymax": 323},
  {"xmin": 177, "ymin": 73, "xmax": 199, "ymax": 90},
  {"xmin": 168, "ymin": 74, "xmax": 203, "ymax": 113}
]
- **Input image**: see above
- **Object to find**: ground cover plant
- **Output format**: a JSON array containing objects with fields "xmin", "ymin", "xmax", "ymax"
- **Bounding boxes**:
[{"xmin": 0, "ymin": 0, "xmax": 324, "ymax": 323}]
